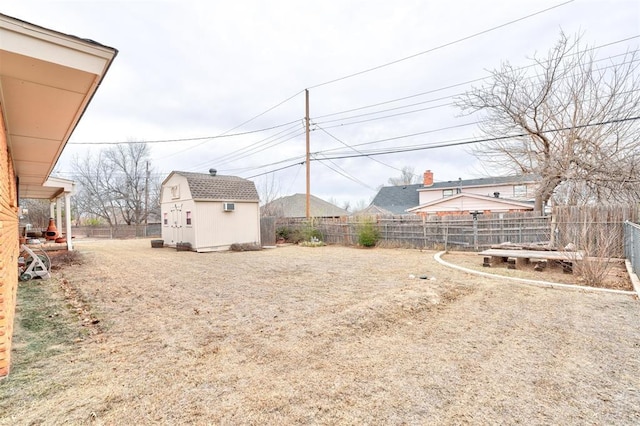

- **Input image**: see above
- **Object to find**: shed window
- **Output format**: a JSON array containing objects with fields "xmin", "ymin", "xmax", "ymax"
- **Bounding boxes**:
[
  {"xmin": 163, "ymin": 213, "xmax": 168, "ymax": 225},
  {"xmin": 443, "ymin": 189, "xmax": 454, "ymax": 197},
  {"xmin": 186, "ymin": 211, "xmax": 192, "ymax": 225},
  {"xmin": 171, "ymin": 185, "xmax": 180, "ymax": 199}
]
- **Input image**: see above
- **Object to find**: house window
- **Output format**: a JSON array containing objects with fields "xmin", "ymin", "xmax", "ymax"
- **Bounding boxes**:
[
  {"xmin": 186, "ymin": 211, "xmax": 192, "ymax": 226},
  {"xmin": 163, "ymin": 213, "xmax": 168, "ymax": 225},
  {"xmin": 513, "ymin": 184, "xmax": 527, "ymax": 198},
  {"xmin": 443, "ymin": 189, "xmax": 454, "ymax": 197}
]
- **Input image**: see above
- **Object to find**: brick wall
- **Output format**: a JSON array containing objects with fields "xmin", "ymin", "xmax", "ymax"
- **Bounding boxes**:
[{"xmin": 0, "ymin": 107, "xmax": 19, "ymax": 378}]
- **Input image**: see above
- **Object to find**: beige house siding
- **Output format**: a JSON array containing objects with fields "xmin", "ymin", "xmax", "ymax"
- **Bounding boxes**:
[
  {"xmin": 410, "ymin": 195, "xmax": 533, "ymax": 216},
  {"xmin": 193, "ymin": 201, "xmax": 260, "ymax": 252},
  {"xmin": 0, "ymin": 108, "xmax": 19, "ymax": 377},
  {"xmin": 418, "ymin": 182, "xmax": 536, "ymax": 205}
]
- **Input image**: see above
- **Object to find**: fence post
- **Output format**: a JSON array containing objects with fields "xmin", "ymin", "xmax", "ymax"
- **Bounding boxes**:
[{"xmin": 422, "ymin": 215, "xmax": 427, "ymax": 249}]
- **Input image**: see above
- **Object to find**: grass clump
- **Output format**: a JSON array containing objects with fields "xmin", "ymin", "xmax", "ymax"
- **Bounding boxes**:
[{"xmin": 0, "ymin": 279, "xmax": 79, "ymax": 399}]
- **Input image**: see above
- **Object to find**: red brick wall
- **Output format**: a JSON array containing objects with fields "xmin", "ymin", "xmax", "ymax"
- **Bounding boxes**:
[{"xmin": 0, "ymin": 107, "xmax": 19, "ymax": 378}]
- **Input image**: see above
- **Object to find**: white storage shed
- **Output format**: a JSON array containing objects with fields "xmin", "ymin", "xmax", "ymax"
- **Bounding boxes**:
[{"xmin": 160, "ymin": 170, "xmax": 260, "ymax": 252}]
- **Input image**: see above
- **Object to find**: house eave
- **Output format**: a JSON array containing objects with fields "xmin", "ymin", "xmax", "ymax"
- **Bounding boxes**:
[{"xmin": 0, "ymin": 13, "xmax": 118, "ymax": 199}]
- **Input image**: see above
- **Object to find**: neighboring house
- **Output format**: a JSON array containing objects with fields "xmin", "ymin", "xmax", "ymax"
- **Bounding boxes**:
[
  {"xmin": 0, "ymin": 13, "xmax": 117, "ymax": 377},
  {"xmin": 354, "ymin": 204, "xmax": 394, "ymax": 216},
  {"xmin": 160, "ymin": 170, "xmax": 261, "ymax": 252},
  {"xmin": 408, "ymin": 170, "xmax": 537, "ymax": 216},
  {"xmin": 369, "ymin": 170, "xmax": 538, "ymax": 216},
  {"xmin": 261, "ymin": 193, "xmax": 348, "ymax": 218},
  {"xmin": 367, "ymin": 183, "xmax": 422, "ymax": 215},
  {"xmin": 407, "ymin": 192, "xmax": 535, "ymax": 216}
]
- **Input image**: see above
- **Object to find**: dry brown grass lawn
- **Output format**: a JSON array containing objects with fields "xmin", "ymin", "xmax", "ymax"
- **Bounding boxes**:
[{"xmin": 1, "ymin": 239, "xmax": 639, "ymax": 425}]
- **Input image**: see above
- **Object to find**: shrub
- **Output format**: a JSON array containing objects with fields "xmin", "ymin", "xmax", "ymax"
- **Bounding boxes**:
[
  {"xmin": 357, "ymin": 220, "xmax": 380, "ymax": 247},
  {"xmin": 230, "ymin": 243, "xmax": 261, "ymax": 252},
  {"xmin": 301, "ymin": 219, "xmax": 323, "ymax": 243},
  {"xmin": 276, "ymin": 226, "xmax": 303, "ymax": 243},
  {"xmin": 276, "ymin": 226, "xmax": 291, "ymax": 241}
]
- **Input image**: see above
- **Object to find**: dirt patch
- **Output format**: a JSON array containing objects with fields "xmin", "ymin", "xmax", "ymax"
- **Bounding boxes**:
[
  {"xmin": 1, "ymin": 239, "xmax": 639, "ymax": 424},
  {"xmin": 442, "ymin": 251, "xmax": 634, "ymax": 291}
]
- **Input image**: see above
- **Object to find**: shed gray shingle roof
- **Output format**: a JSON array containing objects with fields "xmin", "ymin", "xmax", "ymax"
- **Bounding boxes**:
[{"xmin": 174, "ymin": 171, "xmax": 259, "ymax": 201}]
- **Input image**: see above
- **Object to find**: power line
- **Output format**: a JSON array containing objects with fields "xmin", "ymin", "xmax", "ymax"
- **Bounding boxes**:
[
  {"xmin": 307, "ymin": 0, "xmax": 575, "ymax": 89},
  {"xmin": 64, "ymin": 37, "xmax": 637, "ymax": 150},
  {"xmin": 311, "ymin": 49, "xmax": 640, "ymax": 129},
  {"xmin": 312, "ymin": 38, "xmax": 639, "ymax": 120},
  {"xmin": 244, "ymin": 161, "xmax": 305, "ymax": 179},
  {"xmin": 67, "ymin": 119, "xmax": 301, "ymax": 145},
  {"xmin": 240, "ymin": 116, "xmax": 639, "ymax": 179},
  {"xmin": 313, "ymin": 157, "xmax": 375, "ymax": 190},
  {"xmin": 184, "ymin": 121, "xmax": 305, "ymax": 171},
  {"xmin": 155, "ymin": 90, "xmax": 305, "ymax": 160},
  {"xmin": 314, "ymin": 116, "xmax": 640, "ymax": 160},
  {"xmin": 313, "ymin": 122, "xmax": 405, "ymax": 175}
]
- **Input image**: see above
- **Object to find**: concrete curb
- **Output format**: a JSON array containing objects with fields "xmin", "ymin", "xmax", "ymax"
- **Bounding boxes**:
[
  {"xmin": 434, "ymin": 251, "xmax": 638, "ymax": 297},
  {"xmin": 624, "ymin": 260, "xmax": 640, "ymax": 296}
]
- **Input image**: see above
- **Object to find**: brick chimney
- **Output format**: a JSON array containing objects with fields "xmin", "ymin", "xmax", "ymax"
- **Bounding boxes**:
[{"xmin": 423, "ymin": 170, "xmax": 434, "ymax": 187}]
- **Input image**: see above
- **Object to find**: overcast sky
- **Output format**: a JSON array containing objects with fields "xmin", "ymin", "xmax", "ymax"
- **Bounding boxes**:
[{"xmin": 4, "ymin": 0, "xmax": 639, "ymax": 207}]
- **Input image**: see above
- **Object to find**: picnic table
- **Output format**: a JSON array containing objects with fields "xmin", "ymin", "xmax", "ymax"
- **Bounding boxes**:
[{"xmin": 479, "ymin": 248, "xmax": 584, "ymax": 273}]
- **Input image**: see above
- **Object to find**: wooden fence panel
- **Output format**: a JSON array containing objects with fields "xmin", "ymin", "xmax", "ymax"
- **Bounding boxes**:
[
  {"xmin": 273, "ymin": 205, "xmax": 637, "ymax": 256},
  {"xmin": 276, "ymin": 213, "xmax": 551, "ymax": 251},
  {"xmin": 552, "ymin": 205, "xmax": 638, "ymax": 257},
  {"xmin": 260, "ymin": 216, "xmax": 277, "ymax": 246}
]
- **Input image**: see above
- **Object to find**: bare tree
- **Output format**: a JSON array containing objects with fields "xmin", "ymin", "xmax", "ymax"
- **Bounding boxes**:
[
  {"xmin": 258, "ymin": 173, "xmax": 283, "ymax": 217},
  {"xmin": 104, "ymin": 144, "xmax": 149, "ymax": 225},
  {"xmin": 72, "ymin": 142, "xmax": 159, "ymax": 225},
  {"xmin": 388, "ymin": 166, "xmax": 420, "ymax": 186},
  {"xmin": 18, "ymin": 198, "xmax": 50, "ymax": 229},
  {"xmin": 457, "ymin": 32, "xmax": 640, "ymax": 210}
]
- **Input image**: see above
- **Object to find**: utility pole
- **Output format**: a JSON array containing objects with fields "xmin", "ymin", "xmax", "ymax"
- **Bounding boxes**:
[
  {"xmin": 144, "ymin": 160, "xmax": 150, "ymax": 226},
  {"xmin": 305, "ymin": 89, "xmax": 310, "ymax": 219}
]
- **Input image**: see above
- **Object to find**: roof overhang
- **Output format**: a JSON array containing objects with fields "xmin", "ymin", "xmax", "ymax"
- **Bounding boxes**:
[
  {"xmin": 0, "ymin": 13, "xmax": 117, "ymax": 199},
  {"xmin": 407, "ymin": 193, "xmax": 535, "ymax": 214}
]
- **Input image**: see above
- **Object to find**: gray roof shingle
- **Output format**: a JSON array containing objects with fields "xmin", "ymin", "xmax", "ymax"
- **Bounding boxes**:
[
  {"xmin": 370, "ymin": 183, "xmax": 422, "ymax": 214},
  {"xmin": 423, "ymin": 174, "xmax": 538, "ymax": 190},
  {"xmin": 174, "ymin": 171, "xmax": 259, "ymax": 201},
  {"xmin": 262, "ymin": 193, "xmax": 348, "ymax": 218}
]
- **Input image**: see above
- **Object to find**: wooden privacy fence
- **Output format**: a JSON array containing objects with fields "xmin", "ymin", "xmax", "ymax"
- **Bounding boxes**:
[
  {"xmin": 552, "ymin": 205, "xmax": 638, "ymax": 258},
  {"xmin": 275, "ymin": 205, "xmax": 639, "ymax": 256},
  {"xmin": 260, "ymin": 216, "xmax": 277, "ymax": 246},
  {"xmin": 72, "ymin": 224, "xmax": 161, "ymax": 239},
  {"xmin": 277, "ymin": 212, "xmax": 551, "ymax": 251}
]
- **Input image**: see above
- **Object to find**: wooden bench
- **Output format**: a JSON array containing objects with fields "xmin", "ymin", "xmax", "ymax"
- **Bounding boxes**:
[{"xmin": 479, "ymin": 248, "xmax": 584, "ymax": 273}]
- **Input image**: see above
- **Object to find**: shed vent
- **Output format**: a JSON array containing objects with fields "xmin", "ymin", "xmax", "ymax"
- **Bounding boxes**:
[{"xmin": 209, "ymin": 168, "xmax": 217, "ymax": 176}]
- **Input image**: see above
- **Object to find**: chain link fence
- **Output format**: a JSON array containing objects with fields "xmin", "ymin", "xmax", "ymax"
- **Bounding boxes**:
[{"xmin": 624, "ymin": 221, "xmax": 640, "ymax": 278}]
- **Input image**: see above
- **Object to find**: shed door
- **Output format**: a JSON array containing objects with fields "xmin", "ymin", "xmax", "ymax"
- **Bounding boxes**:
[{"xmin": 170, "ymin": 203, "xmax": 183, "ymax": 243}]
